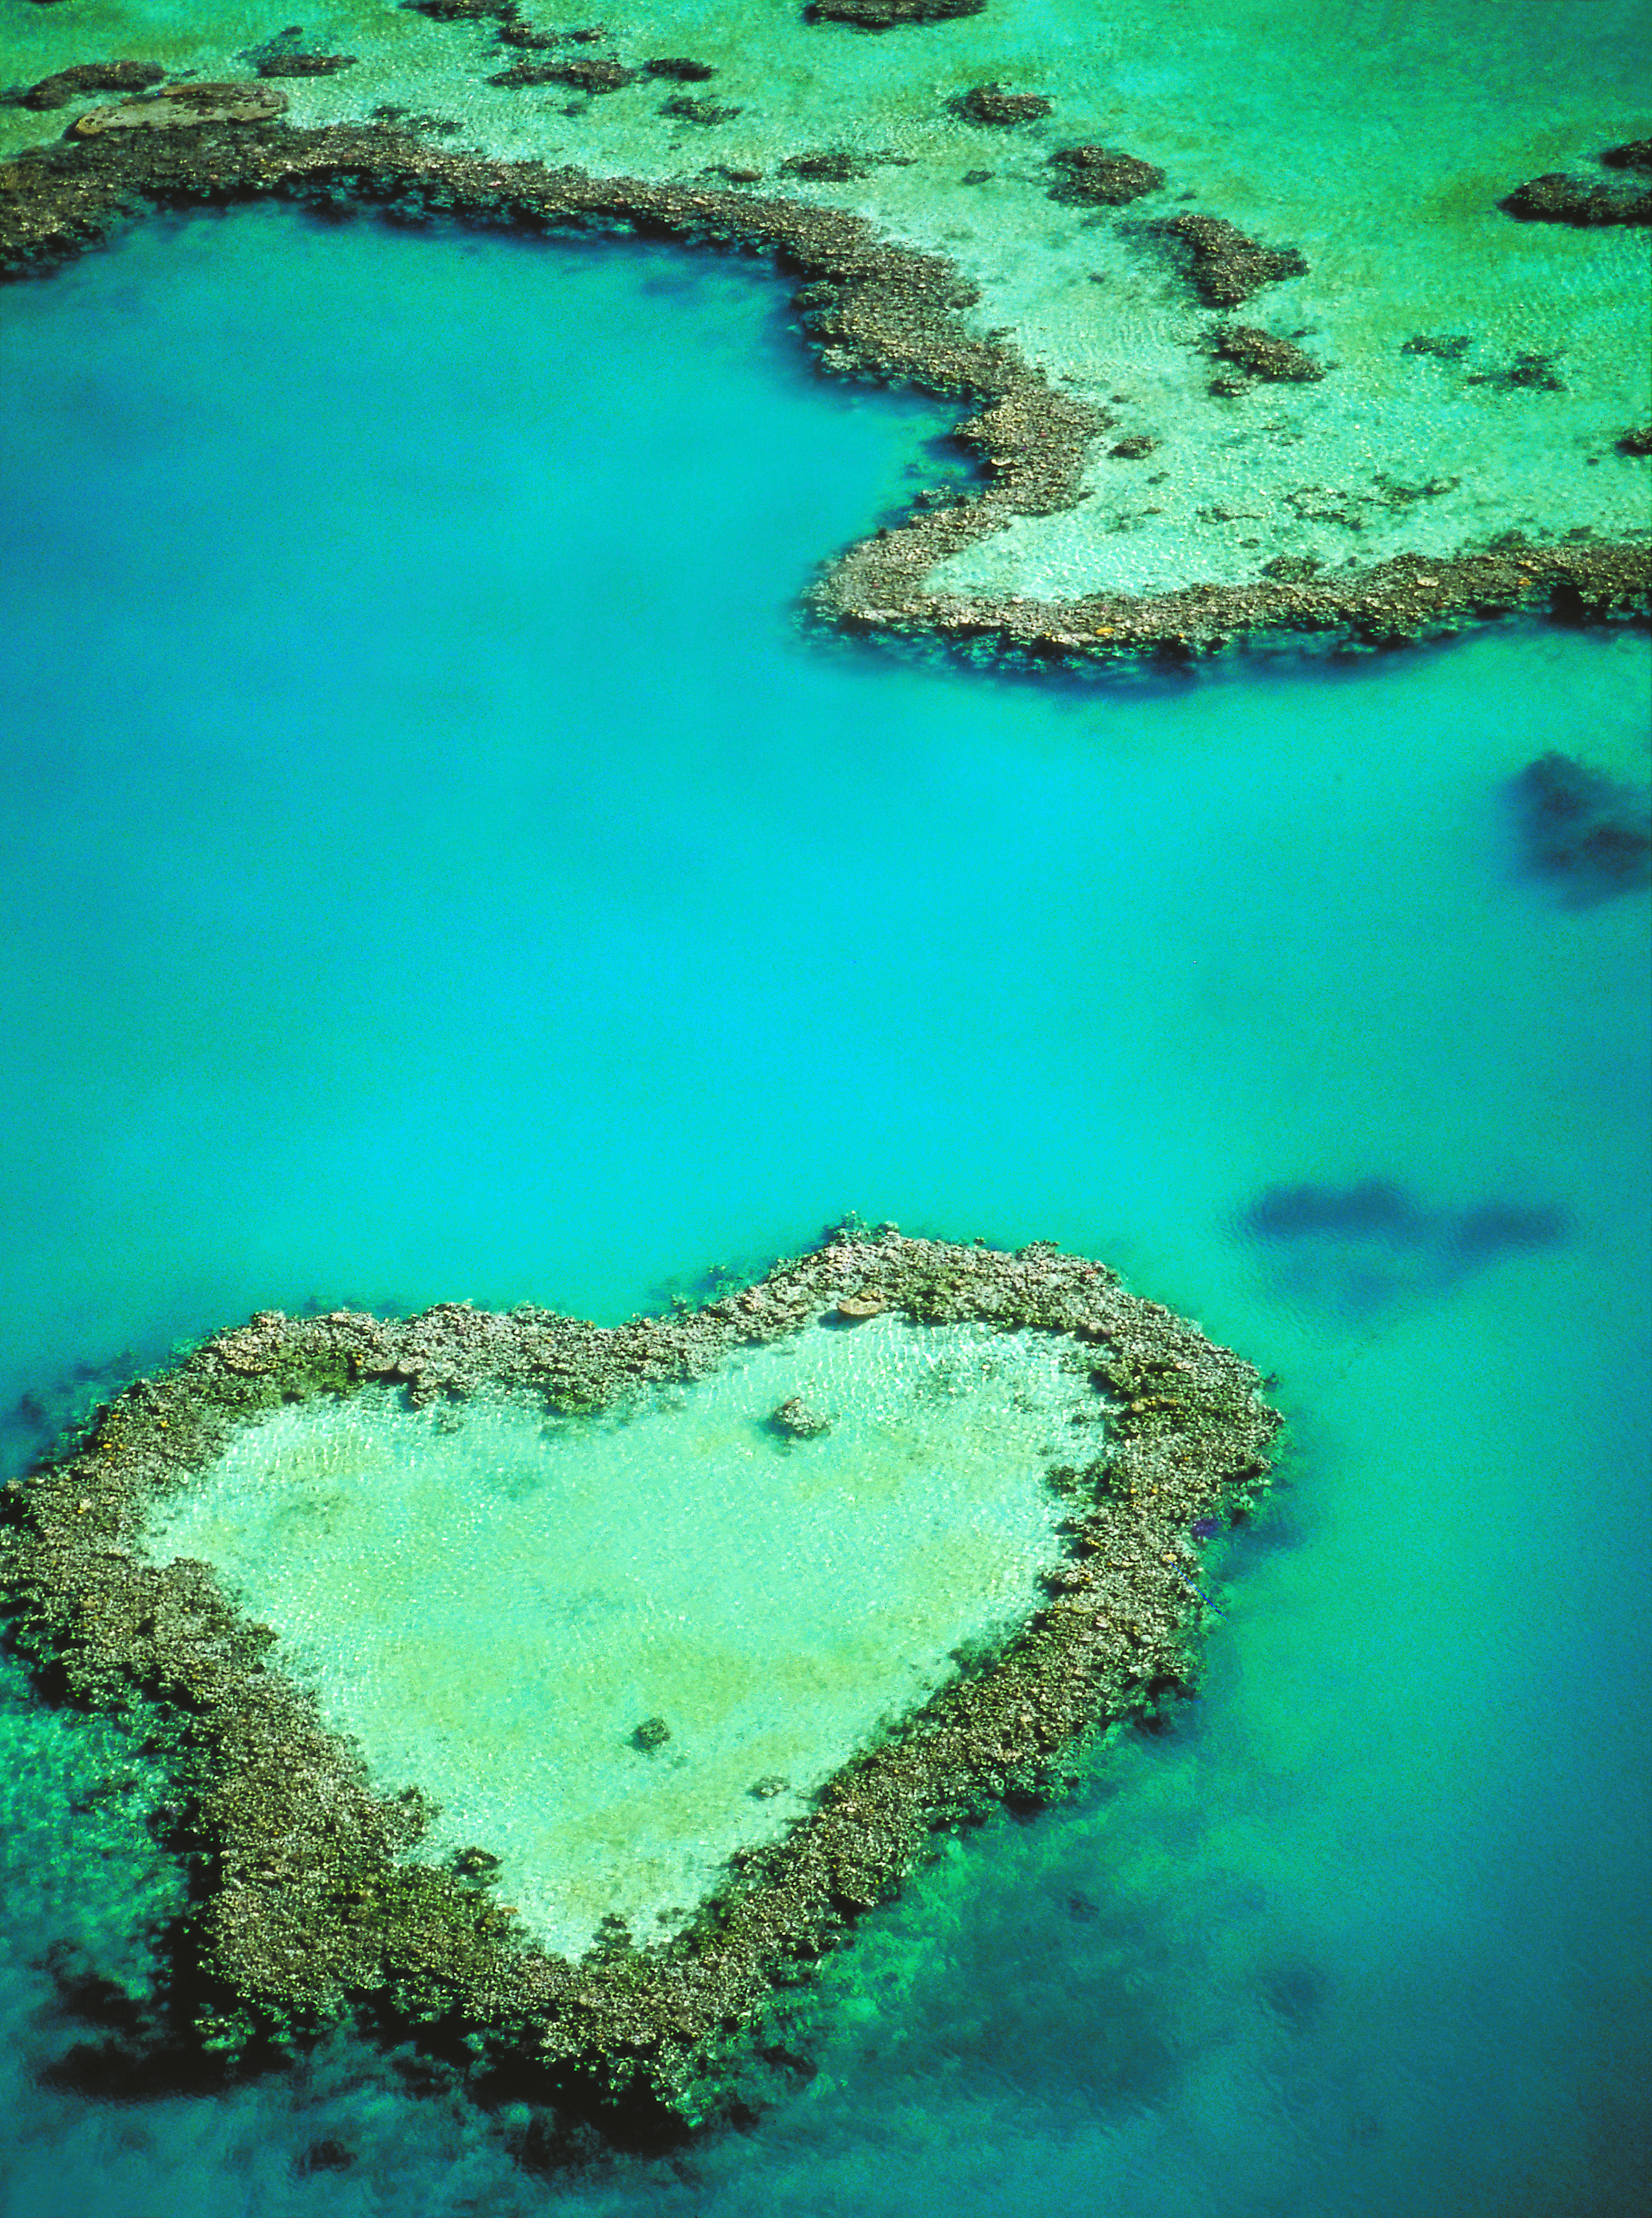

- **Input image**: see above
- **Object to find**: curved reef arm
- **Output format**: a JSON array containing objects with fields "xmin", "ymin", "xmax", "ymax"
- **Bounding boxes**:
[{"xmin": 0, "ymin": 120, "xmax": 1645, "ymax": 663}]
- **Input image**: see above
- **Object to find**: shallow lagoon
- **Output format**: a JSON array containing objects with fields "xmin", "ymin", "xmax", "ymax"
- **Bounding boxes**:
[
  {"xmin": 148, "ymin": 1319, "xmax": 1083, "ymax": 1956},
  {"xmin": 0, "ymin": 208, "xmax": 1647, "ymax": 2213}
]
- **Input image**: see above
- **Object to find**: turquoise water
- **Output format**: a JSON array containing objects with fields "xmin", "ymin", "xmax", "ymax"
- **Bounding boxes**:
[
  {"xmin": 5, "ymin": 0, "xmax": 1647, "ymax": 582},
  {"xmin": 0, "ymin": 207, "xmax": 1647, "ymax": 2212},
  {"xmin": 146, "ymin": 1321, "xmax": 1084, "ymax": 1956}
]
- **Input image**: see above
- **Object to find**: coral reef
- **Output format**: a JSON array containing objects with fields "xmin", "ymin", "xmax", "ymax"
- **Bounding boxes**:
[
  {"xmin": 959, "ymin": 85, "xmax": 1052, "ymax": 126},
  {"xmin": 1509, "ymin": 752, "xmax": 1652, "ymax": 906},
  {"xmin": 1162, "ymin": 212, "xmax": 1309, "ymax": 305},
  {"xmin": 20, "ymin": 63, "xmax": 165, "ymax": 112},
  {"xmin": 0, "ymin": 117, "xmax": 1644, "ymax": 670},
  {"xmin": 1, "ymin": 1231, "xmax": 1278, "ymax": 2126},
  {"xmin": 1501, "ymin": 143, "xmax": 1652, "ymax": 225},
  {"xmin": 1048, "ymin": 145, "xmax": 1165, "ymax": 204},
  {"xmin": 809, "ymin": 0, "xmax": 986, "ymax": 24},
  {"xmin": 70, "ymin": 84, "xmax": 288, "ymax": 136},
  {"xmin": 1210, "ymin": 323, "xmax": 1325, "ymax": 383},
  {"xmin": 253, "ymin": 55, "xmax": 358, "ymax": 80},
  {"xmin": 1244, "ymin": 1180, "xmax": 1568, "ymax": 1316},
  {"xmin": 490, "ymin": 58, "xmax": 636, "ymax": 93},
  {"xmin": 661, "ymin": 95, "xmax": 742, "ymax": 127}
]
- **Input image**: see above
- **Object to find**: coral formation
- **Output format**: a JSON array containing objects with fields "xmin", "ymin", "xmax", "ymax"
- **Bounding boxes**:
[
  {"xmin": 1, "ymin": 1231, "xmax": 1278, "ymax": 2125},
  {"xmin": 1502, "ymin": 143, "xmax": 1652, "ymax": 225},
  {"xmin": 20, "ymin": 63, "xmax": 165, "ymax": 111},
  {"xmin": 0, "ymin": 117, "xmax": 1644, "ymax": 669},
  {"xmin": 1162, "ymin": 212, "xmax": 1309, "ymax": 305},
  {"xmin": 490, "ymin": 58, "xmax": 636, "ymax": 93},
  {"xmin": 69, "ymin": 84, "xmax": 288, "ymax": 135},
  {"xmin": 253, "ymin": 54, "xmax": 358, "ymax": 80},
  {"xmin": 1210, "ymin": 323, "xmax": 1325, "ymax": 383},
  {"xmin": 959, "ymin": 85, "xmax": 1053, "ymax": 126},
  {"xmin": 1048, "ymin": 145, "xmax": 1165, "ymax": 204},
  {"xmin": 809, "ymin": 0, "xmax": 986, "ymax": 24},
  {"xmin": 1509, "ymin": 752, "xmax": 1652, "ymax": 906}
]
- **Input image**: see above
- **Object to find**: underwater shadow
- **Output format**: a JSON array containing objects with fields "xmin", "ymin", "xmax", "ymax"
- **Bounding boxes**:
[
  {"xmin": 1506, "ymin": 751, "xmax": 1651, "ymax": 909},
  {"xmin": 1240, "ymin": 1177, "xmax": 1567, "ymax": 1320}
]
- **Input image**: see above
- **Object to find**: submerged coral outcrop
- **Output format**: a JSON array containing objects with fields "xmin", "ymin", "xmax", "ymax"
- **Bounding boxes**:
[{"xmin": 1, "ymin": 1230, "xmax": 1277, "ymax": 2128}]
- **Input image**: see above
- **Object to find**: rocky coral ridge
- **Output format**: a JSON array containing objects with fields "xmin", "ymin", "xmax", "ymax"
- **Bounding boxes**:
[
  {"xmin": 809, "ymin": 0, "xmax": 987, "ymax": 24},
  {"xmin": 0, "ymin": 119, "xmax": 1644, "ymax": 672},
  {"xmin": 19, "ymin": 62, "xmax": 165, "ymax": 111},
  {"xmin": 1, "ymin": 1230, "xmax": 1277, "ymax": 2124}
]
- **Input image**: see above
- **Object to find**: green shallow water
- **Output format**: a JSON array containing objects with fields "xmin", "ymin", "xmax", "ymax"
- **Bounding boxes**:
[
  {"xmin": 0, "ymin": 179, "xmax": 1646, "ymax": 2218},
  {"xmin": 148, "ymin": 1319, "xmax": 1083, "ymax": 1954}
]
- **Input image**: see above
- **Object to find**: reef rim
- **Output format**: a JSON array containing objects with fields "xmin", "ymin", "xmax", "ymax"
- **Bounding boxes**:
[
  {"xmin": 1, "ymin": 1229, "xmax": 1278, "ymax": 2129},
  {"xmin": 1, "ymin": 115, "xmax": 1646, "ymax": 674}
]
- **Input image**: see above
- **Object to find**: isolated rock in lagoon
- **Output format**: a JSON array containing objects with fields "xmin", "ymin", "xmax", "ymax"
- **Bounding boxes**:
[
  {"xmin": 1601, "ymin": 138, "xmax": 1652, "ymax": 172},
  {"xmin": 71, "ymin": 84, "xmax": 289, "ymax": 136},
  {"xmin": 769, "ymin": 1393, "xmax": 831, "ymax": 1437},
  {"xmin": 1, "ymin": 1233, "xmax": 1278, "ymax": 2123}
]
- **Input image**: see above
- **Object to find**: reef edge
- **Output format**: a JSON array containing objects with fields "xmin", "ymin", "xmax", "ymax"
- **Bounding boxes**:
[{"xmin": 0, "ymin": 119, "xmax": 1646, "ymax": 674}]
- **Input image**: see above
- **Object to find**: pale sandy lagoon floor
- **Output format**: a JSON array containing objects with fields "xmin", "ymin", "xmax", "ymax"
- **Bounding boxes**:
[{"xmin": 146, "ymin": 1320, "xmax": 1082, "ymax": 1956}]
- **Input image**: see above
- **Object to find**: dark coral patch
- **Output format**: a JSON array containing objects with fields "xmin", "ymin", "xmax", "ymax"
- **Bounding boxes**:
[
  {"xmin": 1161, "ymin": 212, "xmax": 1308, "ymax": 305},
  {"xmin": 21, "ymin": 62, "xmax": 165, "ymax": 111},
  {"xmin": 1048, "ymin": 146, "xmax": 1165, "ymax": 205},
  {"xmin": 959, "ymin": 85, "xmax": 1053, "ymax": 126},
  {"xmin": 809, "ymin": 0, "xmax": 985, "ymax": 22}
]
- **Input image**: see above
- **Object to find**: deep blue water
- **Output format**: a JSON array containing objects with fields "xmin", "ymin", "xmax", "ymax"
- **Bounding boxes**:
[{"xmin": 1, "ymin": 206, "xmax": 1648, "ymax": 2215}]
